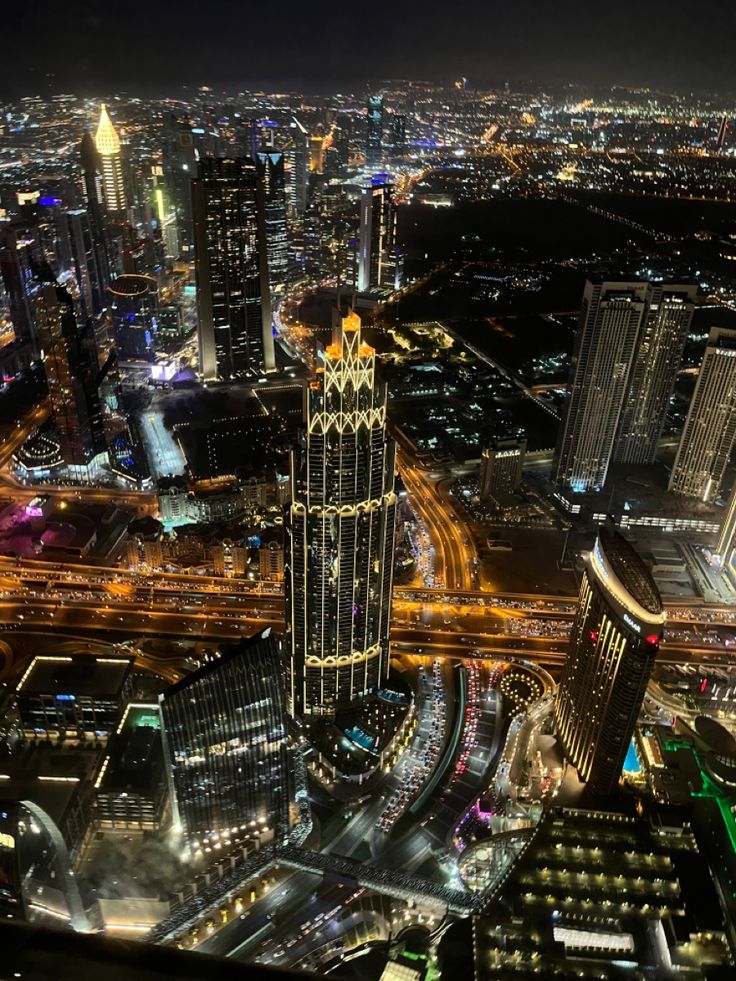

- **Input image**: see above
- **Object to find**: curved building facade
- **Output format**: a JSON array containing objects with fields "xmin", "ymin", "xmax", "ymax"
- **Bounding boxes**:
[
  {"xmin": 286, "ymin": 311, "xmax": 397, "ymax": 717},
  {"xmin": 555, "ymin": 518, "xmax": 665, "ymax": 796},
  {"xmin": 0, "ymin": 799, "xmax": 91, "ymax": 932}
]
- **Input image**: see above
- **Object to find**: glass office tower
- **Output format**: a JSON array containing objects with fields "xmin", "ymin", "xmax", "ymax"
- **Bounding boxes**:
[{"xmin": 159, "ymin": 629, "xmax": 293, "ymax": 850}]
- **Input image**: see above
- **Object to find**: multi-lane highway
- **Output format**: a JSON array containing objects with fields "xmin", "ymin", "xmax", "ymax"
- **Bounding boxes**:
[{"xmin": 394, "ymin": 428, "xmax": 478, "ymax": 593}]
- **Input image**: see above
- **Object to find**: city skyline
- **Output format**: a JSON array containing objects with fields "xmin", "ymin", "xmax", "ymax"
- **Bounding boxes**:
[{"xmin": 2, "ymin": 47, "xmax": 736, "ymax": 979}]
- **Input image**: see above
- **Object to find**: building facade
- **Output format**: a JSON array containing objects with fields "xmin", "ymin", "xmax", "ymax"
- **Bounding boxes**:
[
  {"xmin": 159, "ymin": 629, "xmax": 293, "ymax": 851},
  {"xmin": 668, "ymin": 327, "xmax": 736, "ymax": 502},
  {"xmin": 554, "ymin": 282, "xmax": 649, "ymax": 493},
  {"xmin": 554, "ymin": 281, "xmax": 695, "ymax": 494},
  {"xmin": 285, "ymin": 310, "xmax": 397, "ymax": 717},
  {"xmin": 94, "ymin": 105, "xmax": 127, "ymax": 220},
  {"xmin": 357, "ymin": 175, "xmax": 400, "ymax": 293},
  {"xmin": 365, "ymin": 95, "xmax": 384, "ymax": 168},
  {"xmin": 16, "ymin": 655, "xmax": 134, "ymax": 739},
  {"xmin": 479, "ymin": 436, "xmax": 526, "ymax": 502},
  {"xmin": 554, "ymin": 519, "xmax": 664, "ymax": 796},
  {"xmin": 192, "ymin": 157, "xmax": 275, "ymax": 381},
  {"xmin": 255, "ymin": 151, "xmax": 289, "ymax": 297},
  {"xmin": 106, "ymin": 274, "xmax": 159, "ymax": 361},
  {"xmin": 34, "ymin": 282, "xmax": 108, "ymax": 471},
  {"xmin": 614, "ymin": 285, "xmax": 696, "ymax": 465}
]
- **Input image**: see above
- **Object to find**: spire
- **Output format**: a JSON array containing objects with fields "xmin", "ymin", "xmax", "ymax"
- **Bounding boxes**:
[{"xmin": 95, "ymin": 104, "xmax": 121, "ymax": 156}]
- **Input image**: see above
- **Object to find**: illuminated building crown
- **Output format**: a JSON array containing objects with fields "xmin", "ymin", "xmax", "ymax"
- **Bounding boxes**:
[{"xmin": 95, "ymin": 104, "xmax": 121, "ymax": 156}]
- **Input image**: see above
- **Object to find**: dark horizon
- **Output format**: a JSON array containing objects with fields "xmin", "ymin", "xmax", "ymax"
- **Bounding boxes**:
[{"xmin": 4, "ymin": 0, "xmax": 736, "ymax": 100}]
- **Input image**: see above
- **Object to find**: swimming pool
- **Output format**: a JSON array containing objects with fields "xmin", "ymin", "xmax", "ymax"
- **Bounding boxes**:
[{"xmin": 623, "ymin": 739, "xmax": 641, "ymax": 774}]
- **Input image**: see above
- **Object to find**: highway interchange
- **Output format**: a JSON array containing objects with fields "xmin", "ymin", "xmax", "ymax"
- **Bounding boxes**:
[{"xmin": 3, "ymin": 406, "xmax": 736, "ymax": 969}]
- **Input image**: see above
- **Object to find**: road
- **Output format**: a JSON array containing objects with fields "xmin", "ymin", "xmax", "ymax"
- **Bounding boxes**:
[
  {"xmin": 139, "ymin": 410, "xmax": 186, "ymax": 480},
  {"xmin": 397, "ymin": 448, "xmax": 477, "ymax": 593},
  {"xmin": 0, "ymin": 583, "xmax": 735, "ymax": 687}
]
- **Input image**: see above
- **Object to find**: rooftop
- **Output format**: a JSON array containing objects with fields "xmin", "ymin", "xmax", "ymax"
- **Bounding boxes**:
[
  {"xmin": 598, "ymin": 517, "xmax": 663, "ymax": 615},
  {"xmin": 17, "ymin": 655, "xmax": 134, "ymax": 698}
]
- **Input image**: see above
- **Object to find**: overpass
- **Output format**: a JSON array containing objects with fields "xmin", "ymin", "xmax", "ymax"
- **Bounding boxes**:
[{"xmin": 276, "ymin": 845, "xmax": 479, "ymax": 914}]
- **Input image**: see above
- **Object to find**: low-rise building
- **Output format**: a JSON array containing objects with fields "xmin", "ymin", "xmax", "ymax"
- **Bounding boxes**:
[
  {"xmin": 95, "ymin": 703, "xmax": 167, "ymax": 831},
  {"xmin": 16, "ymin": 655, "xmax": 134, "ymax": 740}
]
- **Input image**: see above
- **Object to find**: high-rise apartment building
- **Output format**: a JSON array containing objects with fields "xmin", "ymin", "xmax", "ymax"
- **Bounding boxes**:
[
  {"xmin": 286, "ymin": 117, "xmax": 309, "ymax": 215},
  {"xmin": 365, "ymin": 95, "xmax": 384, "ymax": 167},
  {"xmin": 716, "ymin": 480, "xmax": 736, "ymax": 563},
  {"xmin": 34, "ymin": 282, "xmax": 107, "ymax": 470},
  {"xmin": 554, "ymin": 281, "xmax": 648, "ymax": 493},
  {"xmin": 192, "ymin": 157, "xmax": 275, "ymax": 381},
  {"xmin": 669, "ymin": 328, "xmax": 736, "ymax": 502},
  {"xmin": 555, "ymin": 518, "xmax": 664, "ymax": 796},
  {"xmin": 66, "ymin": 209, "xmax": 107, "ymax": 321},
  {"xmin": 285, "ymin": 310, "xmax": 397, "ymax": 717},
  {"xmin": 162, "ymin": 112, "xmax": 197, "ymax": 253},
  {"xmin": 614, "ymin": 286, "xmax": 696, "ymax": 464},
  {"xmin": 94, "ymin": 105, "xmax": 127, "ymax": 220},
  {"xmin": 255, "ymin": 151, "xmax": 289, "ymax": 297},
  {"xmin": 159, "ymin": 629, "xmax": 293, "ymax": 850},
  {"xmin": 79, "ymin": 130, "xmax": 115, "ymax": 284},
  {"xmin": 554, "ymin": 281, "xmax": 695, "ymax": 493},
  {"xmin": 357, "ymin": 175, "xmax": 401, "ymax": 293}
]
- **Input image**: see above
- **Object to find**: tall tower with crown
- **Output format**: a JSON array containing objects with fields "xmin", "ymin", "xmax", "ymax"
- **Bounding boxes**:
[
  {"xmin": 95, "ymin": 104, "xmax": 126, "ymax": 219},
  {"xmin": 285, "ymin": 310, "xmax": 397, "ymax": 717}
]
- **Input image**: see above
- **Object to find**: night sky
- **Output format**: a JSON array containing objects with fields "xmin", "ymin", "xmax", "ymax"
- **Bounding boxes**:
[{"xmin": 3, "ymin": 0, "xmax": 734, "ymax": 97}]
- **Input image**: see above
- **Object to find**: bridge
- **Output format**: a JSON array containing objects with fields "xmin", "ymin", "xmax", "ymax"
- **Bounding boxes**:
[{"xmin": 276, "ymin": 844, "xmax": 479, "ymax": 915}]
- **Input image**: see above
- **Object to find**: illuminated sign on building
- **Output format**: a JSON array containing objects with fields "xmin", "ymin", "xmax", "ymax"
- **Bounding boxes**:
[{"xmin": 623, "ymin": 613, "xmax": 641, "ymax": 634}]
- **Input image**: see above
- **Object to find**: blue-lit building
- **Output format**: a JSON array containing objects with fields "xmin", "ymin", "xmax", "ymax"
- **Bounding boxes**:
[
  {"xmin": 106, "ymin": 274, "xmax": 159, "ymax": 361},
  {"xmin": 357, "ymin": 174, "xmax": 401, "ymax": 293}
]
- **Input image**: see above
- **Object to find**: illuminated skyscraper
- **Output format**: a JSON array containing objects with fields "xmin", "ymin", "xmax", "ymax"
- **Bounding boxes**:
[
  {"xmin": 365, "ymin": 95, "xmax": 384, "ymax": 168},
  {"xmin": 554, "ymin": 281, "xmax": 694, "ymax": 493},
  {"xmin": 286, "ymin": 116, "xmax": 309, "ymax": 215},
  {"xmin": 716, "ymin": 480, "xmax": 736, "ymax": 563},
  {"xmin": 256, "ymin": 151, "xmax": 289, "ymax": 297},
  {"xmin": 614, "ymin": 285, "xmax": 696, "ymax": 465},
  {"xmin": 79, "ymin": 130, "xmax": 115, "ymax": 283},
  {"xmin": 106, "ymin": 274, "xmax": 159, "ymax": 360},
  {"xmin": 357, "ymin": 175, "xmax": 401, "ymax": 293},
  {"xmin": 555, "ymin": 518, "xmax": 664, "ymax": 796},
  {"xmin": 162, "ymin": 112, "xmax": 197, "ymax": 253},
  {"xmin": 669, "ymin": 328, "xmax": 736, "ymax": 502},
  {"xmin": 94, "ymin": 105, "xmax": 127, "ymax": 219},
  {"xmin": 554, "ymin": 282, "xmax": 648, "ymax": 493},
  {"xmin": 192, "ymin": 157, "xmax": 275, "ymax": 380},
  {"xmin": 285, "ymin": 310, "xmax": 397, "ymax": 717},
  {"xmin": 159, "ymin": 629, "xmax": 293, "ymax": 850},
  {"xmin": 479, "ymin": 436, "xmax": 526, "ymax": 503}
]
